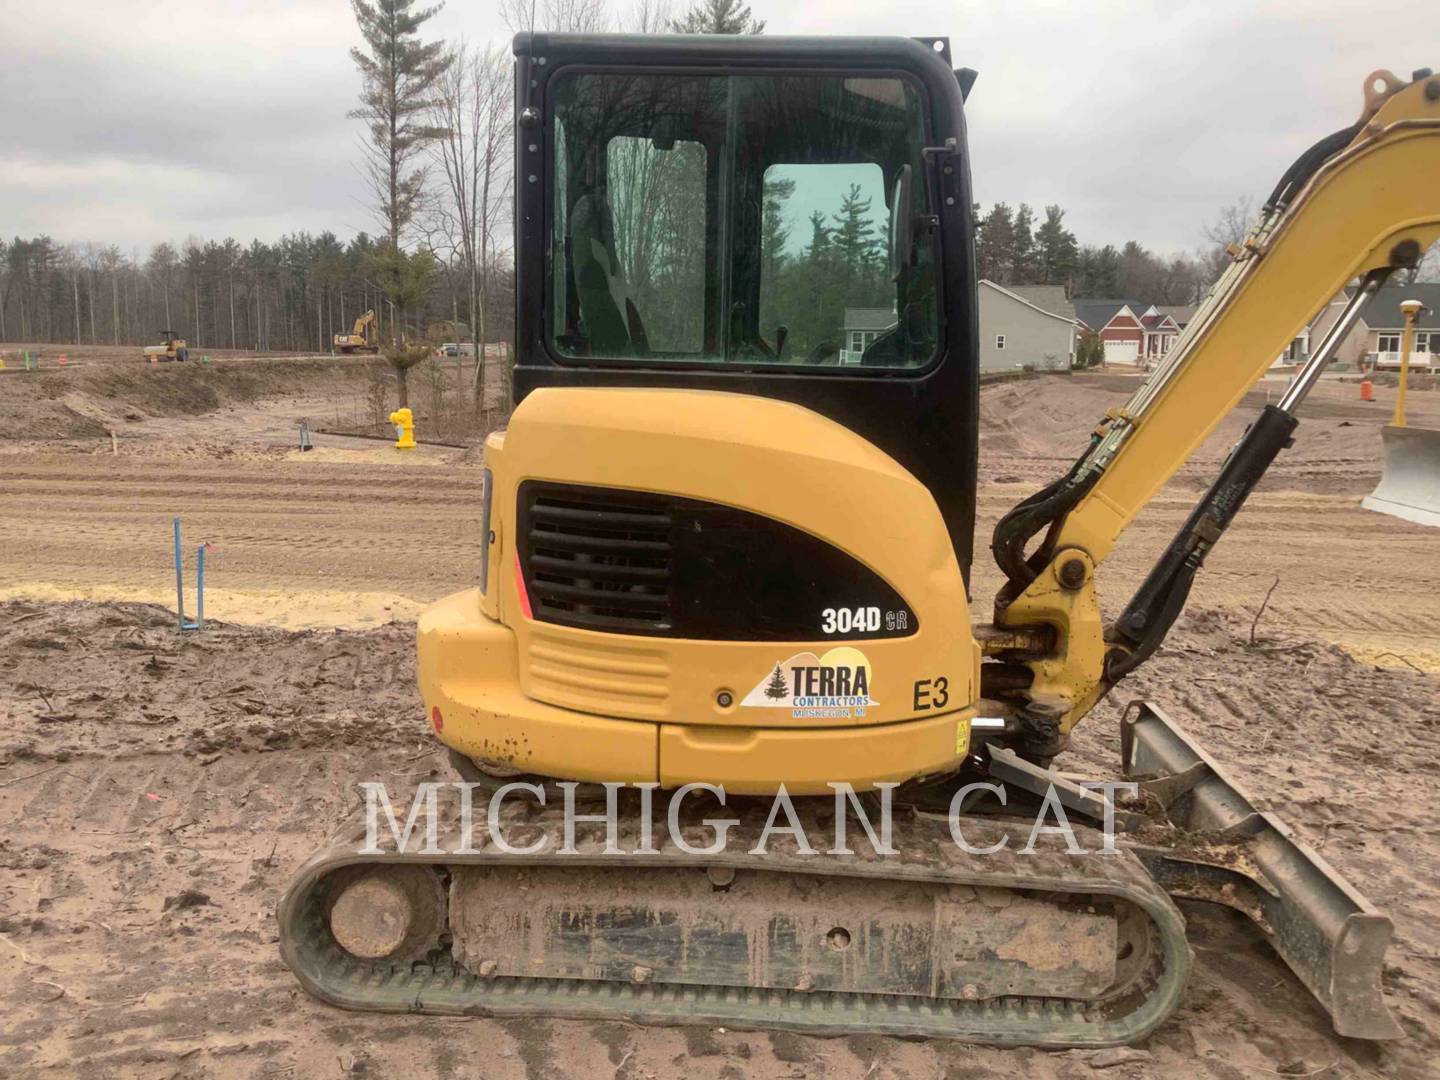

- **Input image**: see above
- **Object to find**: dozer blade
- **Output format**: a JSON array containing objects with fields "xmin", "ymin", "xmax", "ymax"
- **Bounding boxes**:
[
  {"xmin": 1362, "ymin": 423, "xmax": 1440, "ymax": 527},
  {"xmin": 1119, "ymin": 702, "xmax": 1403, "ymax": 1040}
]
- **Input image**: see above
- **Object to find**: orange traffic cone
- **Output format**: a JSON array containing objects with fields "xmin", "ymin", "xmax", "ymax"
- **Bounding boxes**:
[
  {"xmin": 59, "ymin": 353, "xmax": 67, "ymax": 368},
  {"xmin": 1360, "ymin": 378, "xmax": 1374, "ymax": 402}
]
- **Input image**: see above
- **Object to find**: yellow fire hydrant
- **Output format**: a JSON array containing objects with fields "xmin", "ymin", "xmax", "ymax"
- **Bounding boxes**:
[{"xmin": 389, "ymin": 407, "xmax": 416, "ymax": 450}]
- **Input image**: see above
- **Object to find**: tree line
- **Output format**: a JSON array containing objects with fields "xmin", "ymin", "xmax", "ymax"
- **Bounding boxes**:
[
  {"xmin": 974, "ymin": 200, "xmax": 1239, "ymax": 306},
  {"xmin": 0, "ymin": 231, "xmax": 511, "ymax": 354}
]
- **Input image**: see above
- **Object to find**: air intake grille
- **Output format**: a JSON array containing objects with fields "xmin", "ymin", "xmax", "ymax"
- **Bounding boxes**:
[
  {"xmin": 517, "ymin": 481, "xmax": 916, "ymax": 641},
  {"xmin": 521, "ymin": 484, "xmax": 673, "ymax": 632}
]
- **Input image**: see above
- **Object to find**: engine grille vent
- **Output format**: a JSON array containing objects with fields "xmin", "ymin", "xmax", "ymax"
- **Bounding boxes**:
[{"xmin": 520, "ymin": 484, "xmax": 673, "ymax": 632}]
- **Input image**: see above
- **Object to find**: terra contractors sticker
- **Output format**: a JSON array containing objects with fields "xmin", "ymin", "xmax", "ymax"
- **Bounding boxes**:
[{"xmin": 742, "ymin": 647, "xmax": 877, "ymax": 719}]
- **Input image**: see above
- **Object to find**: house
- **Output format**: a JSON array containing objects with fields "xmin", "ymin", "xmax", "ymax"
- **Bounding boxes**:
[
  {"xmin": 1073, "ymin": 299, "xmax": 1181, "ymax": 367},
  {"xmin": 1278, "ymin": 282, "xmax": 1439, "ymax": 371},
  {"xmin": 839, "ymin": 307, "xmax": 897, "ymax": 364},
  {"xmin": 1361, "ymin": 282, "xmax": 1439, "ymax": 370},
  {"xmin": 1158, "ymin": 304, "xmax": 1198, "ymax": 329},
  {"xmin": 977, "ymin": 281, "xmax": 1077, "ymax": 372}
]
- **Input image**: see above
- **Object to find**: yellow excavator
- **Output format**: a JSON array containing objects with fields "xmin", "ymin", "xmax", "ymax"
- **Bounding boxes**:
[
  {"xmin": 280, "ymin": 36, "xmax": 1440, "ymax": 1047},
  {"xmin": 334, "ymin": 309, "xmax": 379, "ymax": 354}
]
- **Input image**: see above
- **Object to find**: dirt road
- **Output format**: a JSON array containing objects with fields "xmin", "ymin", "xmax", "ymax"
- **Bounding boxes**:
[{"xmin": 4, "ymin": 374, "xmax": 1438, "ymax": 665}]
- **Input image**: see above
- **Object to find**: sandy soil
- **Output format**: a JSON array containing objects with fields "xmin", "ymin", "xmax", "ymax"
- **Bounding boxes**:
[
  {"xmin": 2, "ymin": 600, "xmax": 1436, "ymax": 1079},
  {"xmin": 1, "ymin": 363, "xmax": 1438, "ymax": 1077}
]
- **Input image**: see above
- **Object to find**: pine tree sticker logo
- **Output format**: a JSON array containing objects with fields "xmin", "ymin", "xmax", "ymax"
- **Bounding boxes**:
[
  {"xmin": 763, "ymin": 664, "xmax": 789, "ymax": 700},
  {"xmin": 742, "ymin": 648, "xmax": 877, "ymax": 719}
]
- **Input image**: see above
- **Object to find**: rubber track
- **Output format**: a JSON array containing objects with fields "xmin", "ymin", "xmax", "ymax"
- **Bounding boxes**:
[{"xmin": 278, "ymin": 804, "xmax": 1191, "ymax": 1047}]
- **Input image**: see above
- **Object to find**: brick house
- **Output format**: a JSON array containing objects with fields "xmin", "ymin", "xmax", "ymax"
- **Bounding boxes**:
[{"xmin": 1072, "ymin": 299, "xmax": 1181, "ymax": 367}]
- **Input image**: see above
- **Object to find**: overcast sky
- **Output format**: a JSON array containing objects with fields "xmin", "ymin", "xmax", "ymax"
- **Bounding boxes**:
[{"xmin": 1, "ymin": 0, "xmax": 1431, "ymax": 256}]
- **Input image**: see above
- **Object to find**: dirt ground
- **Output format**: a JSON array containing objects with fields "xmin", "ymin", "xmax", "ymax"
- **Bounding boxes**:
[{"xmin": 1, "ymin": 359, "xmax": 1438, "ymax": 1077}]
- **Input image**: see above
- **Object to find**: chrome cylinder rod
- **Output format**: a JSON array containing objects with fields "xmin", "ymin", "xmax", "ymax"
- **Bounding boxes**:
[{"xmin": 1276, "ymin": 269, "xmax": 1390, "ymax": 414}]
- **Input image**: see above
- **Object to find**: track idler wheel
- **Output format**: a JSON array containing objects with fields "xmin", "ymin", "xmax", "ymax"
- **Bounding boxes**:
[{"xmin": 326, "ymin": 865, "xmax": 447, "ymax": 964}]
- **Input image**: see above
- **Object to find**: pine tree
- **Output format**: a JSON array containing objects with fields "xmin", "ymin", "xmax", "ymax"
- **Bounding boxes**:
[
  {"xmin": 1011, "ymin": 203, "xmax": 1037, "ymax": 285},
  {"xmin": 349, "ymin": 0, "xmax": 448, "ymax": 345},
  {"xmin": 759, "ymin": 175, "xmax": 796, "ymax": 341},
  {"xmin": 348, "ymin": 0, "xmax": 449, "ymax": 250},
  {"xmin": 1076, "ymin": 244, "xmax": 1121, "ymax": 297},
  {"xmin": 764, "ymin": 664, "xmax": 789, "ymax": 699},
  {"xmin": 975, "ymin": 203, "xmax": 1016, "ymax": 284},
  {"xmin": 830, "ymin": 183, "xmax": 880, "ymax": 280},
  {"xmin": 669, "ymin": 0, "xmax": 765, "ymax": 33},
  {"xmin": 1034, "ymin": 205, "xmax": 1079, "ymax": 288},
  {"xmin": 805, "ymin": 211, "xmax": 830, "ymax": 260}
]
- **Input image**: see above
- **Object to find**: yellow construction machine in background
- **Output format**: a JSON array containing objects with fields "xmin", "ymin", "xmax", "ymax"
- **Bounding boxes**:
[
  {"xmin": 141, "ymin": 330, "xmax": 189, "ymax": 363},
  {"xmin": 334, "ymin": 310, "xmax": 379, "ymax": 354}
]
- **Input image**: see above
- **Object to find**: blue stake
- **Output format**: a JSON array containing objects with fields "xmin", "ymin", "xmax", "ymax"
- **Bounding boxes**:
[
  {"xmin": 174, "ymin": 517, "xmax": 186, "ymax": 630},
  {"xmin": 174, "ymin": 517, "xmax": 201, "ymax": 631}
]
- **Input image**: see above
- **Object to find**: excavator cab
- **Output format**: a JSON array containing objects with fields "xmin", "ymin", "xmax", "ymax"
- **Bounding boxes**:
[{"xmin": 515, "ymin": 33, "xmax": 980, "ymax": 568}]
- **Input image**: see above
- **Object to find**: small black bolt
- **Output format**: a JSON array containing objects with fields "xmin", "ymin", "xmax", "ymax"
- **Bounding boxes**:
[
  {"xmin": 519, "ymin": 106, "xmax": 541, "ymax": 128},
  {"xmin": 716, "ymin": 691, "xmax": 734, "ymax": 708},
  {"xmin": 1427, "ymin": 79, "xmax": 1440, "ymax": 102},
  {"xmin": 1058, "ymin": 558, "xmax": 1086, "ymax": 590}
]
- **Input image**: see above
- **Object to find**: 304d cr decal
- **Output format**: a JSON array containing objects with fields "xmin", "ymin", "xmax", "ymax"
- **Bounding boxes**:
[
  {"xmin": 742, "ymin": 648, "xmax": 877, "ymax": 720},
  {"xmin": 820, "ymin": 606, "xmax": 911, "ymax": 635}
]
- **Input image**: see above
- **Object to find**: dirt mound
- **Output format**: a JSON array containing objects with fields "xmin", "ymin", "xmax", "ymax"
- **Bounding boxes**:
[
  {"xmin": 0, "ymin": 599, "xmax": 419, "ymax": 767},
  {"xmin": 980, "ymin": 372, "xmax": 1438, "ymax": 496},
  {"xmin": 0, "ymin": 357, "xmax": 375, "ymax": 440}
]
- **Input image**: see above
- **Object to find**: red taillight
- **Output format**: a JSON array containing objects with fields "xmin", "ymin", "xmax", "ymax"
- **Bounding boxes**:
[
  {"xmin": 514, "ymin": 551, "xmax": 533, "ymax": 619},
  {"xmin": 431, "ymin": 706, "xmax": 444, "ymax": 733}
]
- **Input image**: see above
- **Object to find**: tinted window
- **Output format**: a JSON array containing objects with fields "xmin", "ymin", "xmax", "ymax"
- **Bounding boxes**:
[{"xmin": 550, "ymin": 71, "xmax": 937, "ymax": 369}]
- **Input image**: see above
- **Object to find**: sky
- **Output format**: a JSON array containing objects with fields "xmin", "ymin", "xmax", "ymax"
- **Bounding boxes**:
[{"xmin": 1, "ymin": 0, "xmax": 1433, "ymax": 257}]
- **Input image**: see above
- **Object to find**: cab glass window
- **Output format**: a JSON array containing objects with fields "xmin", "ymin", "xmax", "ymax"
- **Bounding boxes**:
[{"xmin": 550, "ymin": 71, "xmax": 937, "ymax": 369}]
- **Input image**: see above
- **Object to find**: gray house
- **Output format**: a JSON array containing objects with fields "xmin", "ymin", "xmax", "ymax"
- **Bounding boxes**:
[
  {"xmin": 839, "ymin": 307, "xmax": 897, "ymax": 364},
  {"xmin": 1284, "ymin": 281, "xmax": 1440, "ymax": 370},
  {"xmin": 979, "ymin": 281, "xmax": 1077, "ymax": 372}
]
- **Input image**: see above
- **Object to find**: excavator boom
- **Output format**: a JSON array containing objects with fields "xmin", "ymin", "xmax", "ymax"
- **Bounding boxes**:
[{"xmin": 992, "ymin": 70, "xmax": 1440, "ymax": 733}]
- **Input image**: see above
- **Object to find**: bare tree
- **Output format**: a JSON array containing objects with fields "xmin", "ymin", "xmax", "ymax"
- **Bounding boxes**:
[
  {"xmin": 147, "ymin": 242, "xmax": 177, "ymax": 330},
  {"xmin": 100, "ymin": 246, "xmax": 125, "ymax": 344},
  {"xmin": 1200, "ymin": 196, "xmax": 1257, "ymax": 284},
  {"xmin": 1410, "ymin": 240, "xmax": 1440, "ymax": 284},
  {"xmin": 428, "ymin": 43, "xmax": 513, "ymax": 410},
  {"xmin": 500, "ymin": 0, "xmax": 609, "ymax": 33}
]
